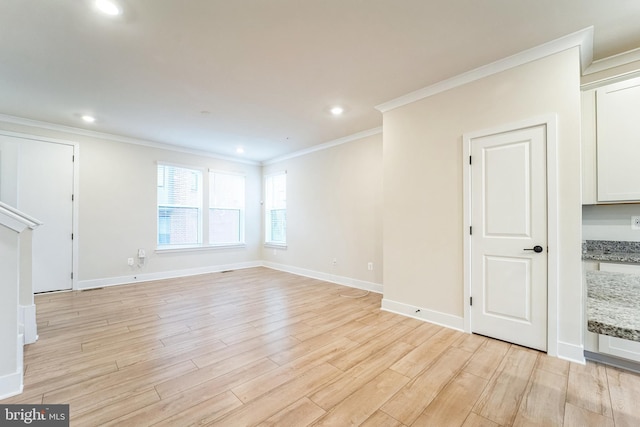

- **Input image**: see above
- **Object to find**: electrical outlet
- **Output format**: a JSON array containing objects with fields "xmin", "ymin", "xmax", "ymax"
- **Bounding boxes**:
[
  {"xmin": 367, "ymin": 262, "xmax": 373, "ymax": 271},
  {"xmin": 632, "ymin": 216, "xmax": 640, "ymax": 230},
  {"xmin": 332, "ymin": 258, "xmax": 337, "ymax": 266},
  {"xmin": 127, "ymin": 258, "xmax": 134, "ymax": 266}
]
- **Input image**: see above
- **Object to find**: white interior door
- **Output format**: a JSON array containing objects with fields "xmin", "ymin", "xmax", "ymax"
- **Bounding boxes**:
[
  {"xmin": 470, "ymin": 125, "xmax": 547, "ymax": 351},
  {"xmin": 17, "ymin": 138, "xmax": 74, "ymax": 293}
]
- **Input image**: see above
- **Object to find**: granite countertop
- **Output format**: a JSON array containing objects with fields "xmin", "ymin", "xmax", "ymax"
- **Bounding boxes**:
[
  {"xmin": 586, "ymin": 270, "xmax": 640, "ymax": 342},
  {"xmin": 583, "ymin": 251, "xmax": 640, "ymax": 263},
  {"xmin": 583, "ymin": 240, "xmax": 640, "ymax": 263}
]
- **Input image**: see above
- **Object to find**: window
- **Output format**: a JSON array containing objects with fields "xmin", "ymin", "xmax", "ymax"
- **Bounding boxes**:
[
  {"xmin": 265, "ymin": 172, "xmax": 286, "ymax": 245},
  {"xmin": 209, "ymin": 171, "xmax": 245, "ymax": 244},
  {"xmin": 157, "ymin": 164, "xmax": 202, "ymax": 246}
]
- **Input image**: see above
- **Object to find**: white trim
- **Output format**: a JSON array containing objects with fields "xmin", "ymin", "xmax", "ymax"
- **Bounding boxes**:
[
  {"xmin": 381, "ymin": 298, "xmax": 465, "ymax": 331},
  {"xmin": 155, "ymin": 243, "xmax": 246, "ymax": 253},
  {"xmin": 557, "ymin": 341, "xmax": 586, "ymax": 364},
  {"xmin": 376, "ymin": 27, "xmax": 594, "ymax": 113},
  {"xmin": 263, "ymin": 261, "xmax": 383, "ymax": 294},
  {"xmin": 262, "ymin": 127, "xmax": 382, "ymax": 165},
  {"xmin": 76, "ymin": 261, "xmax": 262, "ymax": 290},
  {"xmin": 0, "ymin": 371, "xmax": 23, "ymax": 401},
  {"xmin": 71, "ymin": 143, "xmax": 80, "ymax": 291},
  {"xmin": 584, "ymin": 47, "xmax": 640, "ymax": 76},
  {"xmin": 264, "ymin": 243, "xmax": 287, "ymax": 250},
  {"xmin": 19, "ymin": 304, "xmax": 38, "ymax": 344},
  {"xmin": 0, "ymin": 335, "xmax": 23, "ymax": 400},
  {"xmin": 581, "ymin": 70, "xmax": 640, "ymax": 92},
  {"xmin": 0, "ymin": 113, "xmax": 260, "ymax": 166},
  {"xmin": 0, "ymin": 201, "xmax": 42, "ymax": 233},
  {"xmin": 462, "ymin": 114, "xmax": 559, "ymax": 357}
]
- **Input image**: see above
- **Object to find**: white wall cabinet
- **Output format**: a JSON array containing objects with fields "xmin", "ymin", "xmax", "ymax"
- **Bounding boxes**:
[{"xmin": 595, "ymin": 76, "xmax": 640, "ymax": 202}]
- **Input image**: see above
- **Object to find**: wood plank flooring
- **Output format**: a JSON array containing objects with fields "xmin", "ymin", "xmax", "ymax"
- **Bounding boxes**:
[{"xmin": 3, "ymin": 267, "xmax": 640, "ymax": 426}]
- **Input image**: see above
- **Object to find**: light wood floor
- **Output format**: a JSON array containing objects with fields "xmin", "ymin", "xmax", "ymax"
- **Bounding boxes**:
[{"xmin": 3, "ymin": 267, "xmax": 640, "ymax": 426}]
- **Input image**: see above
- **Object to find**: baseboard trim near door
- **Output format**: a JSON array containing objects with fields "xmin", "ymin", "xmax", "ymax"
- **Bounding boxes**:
[
  {"xmin": 262, "ymin": 262, "xmax": 383, "ymax": 294},
  {"xmin": 557, "ymin": 341, "xmax": 586, "ymax": 364},
  {"xmin": 19, "ymin": 304, "xmax": 38, "ymax": 344},
  {"xmin": 0, "ymin": 334, "xmax": 24, "ymax": 400},
  {"xmin": 0, "ymin": 370, "xmax": 23, "ymax": 401},
  {"xmin": 75, "ymin": 261, "xmax": 263, "ymax": 290},
  {"xmin": 381, "ymin": 298, "xmax": 465, "ymax": 331}
]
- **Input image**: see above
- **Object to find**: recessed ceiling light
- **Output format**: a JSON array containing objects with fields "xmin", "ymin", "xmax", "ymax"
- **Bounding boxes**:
[
  {"xmin": 236, "ymin": 147, "xmax": 245, "ymax": 154},
  {"xmin": 330, "ymin": 106, "xmax": 344, "ymax": 115},
  {"xmin": 95, "ymin": 0, "xmax": 122, "ymax": 16},
  {"xmin": 81, "ymin": 115, "xmax": 96, "ymax": 123}
]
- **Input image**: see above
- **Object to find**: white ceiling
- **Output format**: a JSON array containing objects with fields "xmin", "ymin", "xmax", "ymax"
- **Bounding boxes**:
[{"xmin": 2, "ymin": 0, "xmax": 640, "ymax": 162}]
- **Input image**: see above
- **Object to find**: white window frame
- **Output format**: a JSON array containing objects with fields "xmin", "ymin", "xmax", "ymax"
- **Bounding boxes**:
[
  {"xmin": 264, "ymin": 171, "xmax": 287, "ymax": 247},
  {"xmin": 156, "ymin": 162, "xmax": 246, "ymax": 252},
  {"xmin": 157, "ymin": 163, "xmax": 203, "ymax": 248}
]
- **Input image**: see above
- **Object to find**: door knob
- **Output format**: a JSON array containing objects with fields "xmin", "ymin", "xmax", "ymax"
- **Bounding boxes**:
[{"xmin": 524, "ymin": 245, "xmax": 543, "ymax": 253}]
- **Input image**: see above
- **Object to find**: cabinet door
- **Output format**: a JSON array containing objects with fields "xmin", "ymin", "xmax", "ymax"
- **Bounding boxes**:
[{"xmin": 597, "ymin": 76, "xmax": 640, "ymax": 202}]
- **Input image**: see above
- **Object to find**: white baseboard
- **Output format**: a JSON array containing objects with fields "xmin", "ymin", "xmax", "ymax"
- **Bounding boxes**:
[
  {"xmin": 19, "ymin": 304, "xmax": 38, "ymax": 344},
  {"xmin": 0, "ymin": 334, "xmax": 24, "ymax": 400},
  {"xmin": 262, "ymin": 261, "xmax": 383, "ymax": 294},
  {"xmin": 557, "ymin": 340, "xmax": 586, "ymax": 364},
  {"xmin": 0, "ymin": 370, "xmax": 23, "ymax": 401},
  {"xmin": 76, "ymin": 261, "xmax": 263, "ymax": 290},
  {"xmin": 381, "ymin": 298, "xmax": 465, "ymax": 331}
]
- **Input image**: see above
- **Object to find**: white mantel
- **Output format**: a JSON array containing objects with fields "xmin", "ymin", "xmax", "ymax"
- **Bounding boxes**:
[{"xmin": 0, "ymin": 202, "xmax": 41, "ymax": 399}]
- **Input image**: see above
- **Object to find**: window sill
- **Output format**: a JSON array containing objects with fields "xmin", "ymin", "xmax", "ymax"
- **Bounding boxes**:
[
  {"xmin": 264, "ymin": 242, "xmax": 287, "ymax": 250},
  {"xmin": 156, "ymin": 243, "xmax": 246, "ymax": 254}
]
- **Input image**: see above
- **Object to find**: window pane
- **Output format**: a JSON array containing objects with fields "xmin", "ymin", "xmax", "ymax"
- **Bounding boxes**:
[
  {"xmin": 265, "ymin": 172, "xmax": 286, "ymax": 244},
  {"xmin": 209, "ymin": 172, "xmax": 245, "ymax": 244},
  {"xmin": 158, "ymin": 165, "xmax": 201, "ymax": 207},
  {"xmin": 157, "ymin": 164, "xmax": 202, "ymax": 246},
  {"xmin": 210, "ymin": 173, "xmax": 245, "ymax": 208},
  {"xmin": 158, "ymin": 207, "xmax": 199, "ymax": 245},
  {"xmin": 209, "ymin": 208, "xmax": 241, "ymax": 244},
  {"xmin": 270, "ymin": 208, "xmax": 286, "ymax": 243}
]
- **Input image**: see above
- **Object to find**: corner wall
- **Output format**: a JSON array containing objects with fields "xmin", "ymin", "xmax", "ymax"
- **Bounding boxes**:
[
  {"xmin": 262, "ymin": 133, "xmax": 383, "ymax": 291},
  {"xmin": 382, "ymin": 48, "xmax": 583, "ymax": 359}
]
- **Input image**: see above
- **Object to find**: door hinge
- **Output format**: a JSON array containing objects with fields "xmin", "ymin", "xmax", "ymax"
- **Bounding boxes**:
[
  {"xmin": 469, "ymin": 155, "xmax": 472, "ymax": 165},
  {"xmin": 72, "ymin": 155, "xmax": 75, "ymax": 162},
  {"xmin": 71, "ymin": 194, "xmax": 74, "ymax": 202},
  {"xmin": 71, "ymin": 272, "xmax": 74, "ymax": 280},
  {"xmin": 470, "ymin": 296, "xmax": 473, "ymax": 306},
  {"xmin": 71, "ymin": 233, "xmax": 74, "ymax": 240},
  {"xmin": 469, "ymin": 226, "xmax": 472, "ymax": 235}
]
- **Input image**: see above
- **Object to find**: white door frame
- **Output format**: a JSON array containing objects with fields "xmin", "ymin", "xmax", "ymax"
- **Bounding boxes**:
[
  {"xmin": 462, "ymin": 114, "xmax": 559, "ymax": 357},
  {"xmin": 0, "ymin": 129, "xmax": 79, "ymax": 291}
]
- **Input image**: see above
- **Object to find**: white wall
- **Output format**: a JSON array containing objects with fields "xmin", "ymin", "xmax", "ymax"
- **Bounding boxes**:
[
  {"xmin": 382, "ymin": 48, "xmax": 583, "ymax": 356},
  {"xmin": 0, "ymin": 136, "xmax": 19, "ymax": 205},
  {"xmin": 583, "ymin": 204, "xmax": 640, "ymax": 241},
  {"xmin": 262, "ymin": 133, "xmax": 383, "ymax": 290},
  {"xmin": 0, "ymin": 119, "xmax": 262, "ymax": 287},
  {"xmin": 0, "ymin": 226, "xmax": 19, "ymax": 396}
]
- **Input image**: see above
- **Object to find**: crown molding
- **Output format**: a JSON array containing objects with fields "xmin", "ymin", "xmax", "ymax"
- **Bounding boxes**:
[
  {"xmin": 262, "ymin": 127, "xmax": 382, "ymax": 165},
  {"xmin": 583, "ymin": 47, "xmax": 640, "ymax": 76},
  {"xmin": 0, "ymin": 113, "xmax": 260, "ymax": 166},
  {"xmin": 375, "ymin": 27, "xmax": 594, "ymax": 113}
]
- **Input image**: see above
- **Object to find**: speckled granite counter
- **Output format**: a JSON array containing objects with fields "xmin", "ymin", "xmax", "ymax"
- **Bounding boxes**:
[
  {"xmin": 586, "ymin": 270, "xmax": 640, "ymax": 342},
  {"xmin": 583, "ymin": 251, "xmax": 640, "ymax": 263},
  {"xmin": 583, "ymin": 240, "xmax": 640, "ymax": 263}
]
